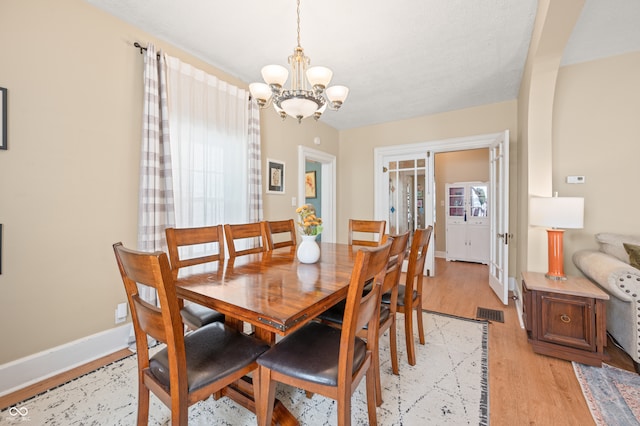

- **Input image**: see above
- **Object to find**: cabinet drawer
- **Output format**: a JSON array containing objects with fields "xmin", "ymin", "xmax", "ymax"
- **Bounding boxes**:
[{"xmin": 538, "ymin": 293, "xmax": 595, "ymax": 351}]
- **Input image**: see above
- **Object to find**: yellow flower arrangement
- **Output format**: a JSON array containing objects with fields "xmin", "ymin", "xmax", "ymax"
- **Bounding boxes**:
[{"xmin": 296, "ymin": 204, "xmax": 323, "ymax": 236}]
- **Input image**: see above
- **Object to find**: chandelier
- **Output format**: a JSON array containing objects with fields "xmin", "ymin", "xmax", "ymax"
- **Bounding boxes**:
[{"xmin": 249, "ymin": 0, "xmax": 349, "ymax": 123}]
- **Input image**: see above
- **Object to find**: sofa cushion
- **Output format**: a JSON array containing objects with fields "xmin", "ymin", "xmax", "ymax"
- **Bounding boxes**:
[
  {"xmin": 623, "ymin": 243, "xmax": 640, "ymax": 269},
  {"xmin": 595, "ymin": 233, "xmax": 640, "ymax": 263}
]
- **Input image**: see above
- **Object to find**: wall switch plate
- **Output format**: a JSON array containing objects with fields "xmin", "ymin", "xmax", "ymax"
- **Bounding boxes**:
[
  {"xmin": 566, "ymin": 176, "xmax": 585, "ymax": 184},
  {"xmin": 115, "ymin": 302, "xmax": 128, "ymax": 324},
  {"xmin": 291, "ymin": 197, "xmax": 297, "ymax": 206}
]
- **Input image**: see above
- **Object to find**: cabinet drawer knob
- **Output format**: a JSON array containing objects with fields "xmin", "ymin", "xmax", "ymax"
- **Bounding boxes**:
[{"xmin": 560, "ymin": 314, "xmax": 571, "ymax": 323}]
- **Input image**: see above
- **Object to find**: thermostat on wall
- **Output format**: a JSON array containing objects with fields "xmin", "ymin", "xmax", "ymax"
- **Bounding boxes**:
[{"xmin": 566, "ymin": 176, "xmax": 586, "ymax": 184}]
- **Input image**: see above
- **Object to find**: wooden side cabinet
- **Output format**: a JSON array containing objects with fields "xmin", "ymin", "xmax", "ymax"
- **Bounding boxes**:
[{"xmin": 522, "ymin": 271, "xmax": 609, "ymax": 366}]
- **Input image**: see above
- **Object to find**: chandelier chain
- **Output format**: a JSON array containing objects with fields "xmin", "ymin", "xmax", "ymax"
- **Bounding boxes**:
[{"xmin": 296, "ymin": 0, "xmax": 301, "ymax": 48}]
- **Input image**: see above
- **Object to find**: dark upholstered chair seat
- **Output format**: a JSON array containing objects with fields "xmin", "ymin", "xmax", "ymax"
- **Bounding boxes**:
[
  {"xmin": 150, "ymin": 322, "xmax": 269, "ymax": 392},
  {"xmin": 180, "ymin": 303, "xmax": 225, "ymax": 329},
  {"xmin": 257, "ymin": 321, "xmax": 367, "ymax": 387},
  {"xmin": 317, "ymin": 301, "xmax": 390, "ymax": 329},
  {"xmin": 381, "ymin": 284, "xmax": 417, "ymax": 307}
]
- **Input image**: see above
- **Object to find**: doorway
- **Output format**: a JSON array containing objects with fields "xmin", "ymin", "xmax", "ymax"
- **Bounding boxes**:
[
  {"xmin": 298, "ymin": 146, "xmax": 337, "ymax": 243},
  {"xmin": 374, "ymin": 131, "xmax": 510, "ymax": 304}
]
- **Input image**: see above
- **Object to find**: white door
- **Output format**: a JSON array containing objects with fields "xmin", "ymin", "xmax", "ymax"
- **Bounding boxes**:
[
  {"xmin": 488, "ymin": 130, "xmax": 510, "ymax": 305},
  {"xmin": 380, "ymin": 154, "xmax": 434, "ymax": 275}
]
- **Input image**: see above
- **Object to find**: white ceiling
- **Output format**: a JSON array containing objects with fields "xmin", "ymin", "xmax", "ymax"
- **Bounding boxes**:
[{"xmin": 86, "ymin": 0, "xmax": 640, "ymax": 130}]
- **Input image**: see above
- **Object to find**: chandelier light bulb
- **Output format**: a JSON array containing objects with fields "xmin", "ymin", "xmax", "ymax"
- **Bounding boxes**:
[
  {"xmin": 306, "ymin": 66, "xmax": 333, "ymax": 91},
  {"xmin": 325, "ymin": 85, "xmax": 349, "ymax": 108},
  {"xmin": 261, "ymin": 65, "xmax": 289, "ymax": 89},
  {"xmin": 249, "ymin": 82, "xmax": 272, "ymax": 107}
]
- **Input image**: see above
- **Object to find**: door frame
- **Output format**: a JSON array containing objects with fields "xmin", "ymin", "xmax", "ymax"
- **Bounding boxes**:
[
  {"xmin": 298, "ymin": 146, "xmax": 337, "ymax": 243},
  {"xmin": 374, "ymin": 131, "xmax": 509, "ymax": 281}
]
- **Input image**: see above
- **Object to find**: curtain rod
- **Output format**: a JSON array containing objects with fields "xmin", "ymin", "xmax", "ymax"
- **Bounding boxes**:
[
  {"xmin": 132, "ymin": 41, "xmax": 252, "ymax": 100},
  {"xmin": 133, "ymin": 42, "xmax": 160, "ymax": 59}
]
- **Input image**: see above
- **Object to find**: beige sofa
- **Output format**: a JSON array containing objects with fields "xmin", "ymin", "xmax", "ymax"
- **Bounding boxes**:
[{"xmin": 573, "ymin": 233, "xmax": 640, "ymax": 373}]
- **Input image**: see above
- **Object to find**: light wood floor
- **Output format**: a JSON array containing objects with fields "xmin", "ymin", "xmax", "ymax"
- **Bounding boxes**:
[
  {"xmin": 423, "ymin": 258, "xmax": 635, "ymax": 426},
  {"xmin": 2, "ymin": 258, "xmax": 636, "ymax": 423}
]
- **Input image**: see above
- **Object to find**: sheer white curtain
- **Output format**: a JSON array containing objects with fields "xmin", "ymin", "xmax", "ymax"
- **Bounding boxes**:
[{"xmin": 165, "ymin": 56, "xmax": 259, "ymax": 238}]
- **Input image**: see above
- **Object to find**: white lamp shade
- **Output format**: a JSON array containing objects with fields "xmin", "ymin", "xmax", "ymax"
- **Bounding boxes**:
[
  {"xmin": 325, "ymin": 85, "xmax": 349, "ymax": 103},
  {"xmin": 306, "ymin": 66, "xmax": 333, "ymax": 88},
  {"xmin": 280, "ymin": 97, "xmax": 319, "ymax": 119},
  {"xmin": 530, "ymin": 196, "xmax": 584, "ymax": 229},
  {"xmin": 261, "ymin": 65, "xmax": 289, "ymax": 87},
  {"xmin": 249, "ymin": 82, "xmax": 272, "ymax": 102}
]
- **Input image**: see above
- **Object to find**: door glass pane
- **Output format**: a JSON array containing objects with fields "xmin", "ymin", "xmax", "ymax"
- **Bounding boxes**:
[
  {"xmin": 387, "ymin": 158, "xmax": 427, "ymax": 241},
  {"xmin": 399, "ymin": 160, "xmax": 414, "ymax": 169}
]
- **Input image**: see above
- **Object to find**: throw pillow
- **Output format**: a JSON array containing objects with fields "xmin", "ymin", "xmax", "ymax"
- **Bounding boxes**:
[
  {"xmin": 596, "ymin": 233, "xmax": 640, "ymax": 263},
  {"xmin": 623, "ymin": 243, "xmax": 640, "ymax": 269}
]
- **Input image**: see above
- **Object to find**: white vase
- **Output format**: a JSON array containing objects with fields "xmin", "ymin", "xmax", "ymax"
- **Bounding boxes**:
[{"xmin": 297, "ymin": 235, "xmax": 321, "ymax": 264}]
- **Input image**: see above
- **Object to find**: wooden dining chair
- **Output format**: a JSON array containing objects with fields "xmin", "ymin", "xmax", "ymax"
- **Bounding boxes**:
[
  {"xmin": 317, "ymin": 231, "xmax": 410, "ymax": 405},
  {"xmin": 224, "ymin": 222, "xmax": 268, "ymax": 258},
  {"xmin": 255, "ymin": 242, "xmax": 391, "ymax": 426},
  {"xmin": 264, "ymin": 219, "xmax": 297, "ymax": 250},
  {"xmin": 381, "ymin": 226, "xmax": 433, "ymax": 366},
  {"xmin": 348, "ymin": 219, "xmax": 387, "ymax": 247},
  {"xmin": 112, "ymin": 242, "xmax": 270, "ymax": 426},
  {"xmin": 165, "ymin": 226, "xmax": 226, "ymax": 330}
]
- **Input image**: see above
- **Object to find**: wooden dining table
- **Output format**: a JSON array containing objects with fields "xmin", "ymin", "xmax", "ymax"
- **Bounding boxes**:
[{"xmin": 175, "ymin": 242, "xmax": 360, "ymax": 425}]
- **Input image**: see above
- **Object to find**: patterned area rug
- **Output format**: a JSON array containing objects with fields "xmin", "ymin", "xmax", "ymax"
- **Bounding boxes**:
[
  {"xmin": 573, "ymin": 362, "xmax": 640, "ymax": 426},
  {"xmin": 2, "ymin": 311, "xmax": 488, "ymax": 425}
]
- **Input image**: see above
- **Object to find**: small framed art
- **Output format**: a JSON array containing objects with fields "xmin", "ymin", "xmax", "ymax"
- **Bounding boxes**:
[
  {"xmin": 305, "ymin": 171, "xmax": 317, "ymax": 198},
  {"xmin": 1, "ymin": 87, "xmax": 7, "ymax": 150},
  {"xmin": 266, "ymin": 159, "xmax": 285, "ymax": 194}
]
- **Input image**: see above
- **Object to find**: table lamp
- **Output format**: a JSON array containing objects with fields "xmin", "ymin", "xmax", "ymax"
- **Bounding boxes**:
[{"xmin": 529, "ymin": 194, "xmax": 584, "ymax": 280}]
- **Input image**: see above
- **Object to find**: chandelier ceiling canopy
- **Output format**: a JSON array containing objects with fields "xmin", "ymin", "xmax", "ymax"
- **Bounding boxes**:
[{"xmin": 249, "ymin": 0, "xmax": 349, "ymax": 123}]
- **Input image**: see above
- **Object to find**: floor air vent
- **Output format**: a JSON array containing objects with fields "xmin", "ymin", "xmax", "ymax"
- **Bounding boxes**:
[{"xmin": 476, "ymin": 307, "xmax": 504, "ymax": 323}]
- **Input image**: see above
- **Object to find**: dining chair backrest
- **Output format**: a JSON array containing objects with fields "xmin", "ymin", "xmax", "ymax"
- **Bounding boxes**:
[
  {"xmin": 382, "ymin": 232, "xmax": 410, "ymax": 295},
  {"xmin": 347, "ymin": 242, "xmax": 392, "ymax": 341},
  {"xmin": 165, "ymin": 225, "xmax": 225, "ymax": 273},
  {"xmin": 224, "ymin": 222, "xmax": 268, "ymax": 258},
  {"xmin": 113, "ymin": 243, "xmax": 182, "ymax": 350},
  {"xmin": 405, "ymin": 226, "xmax": 433, "ymax": 303},
  {"xmin": 348, "ymin": 219, "xmax": 387, "ymax": 247},
  {"xmin": 165, "ymin": 225, "xmax": 226, "ymax": 330},
  {"xmin": 264, "ymin": 219, "xmax": 297, "ymax": 250}
]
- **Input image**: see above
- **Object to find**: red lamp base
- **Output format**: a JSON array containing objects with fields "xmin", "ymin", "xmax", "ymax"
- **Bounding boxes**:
[{"xmin": 545, "ymin": 229, "xmax": 567, "ymax": 281}]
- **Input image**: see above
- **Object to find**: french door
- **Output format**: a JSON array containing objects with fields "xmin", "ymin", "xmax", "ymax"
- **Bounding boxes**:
[
  {"xmin": 378, "ymin": 153, "xmax": 435, "ymax": 275},
  {"xmin": 488, "ymin": 131, "xmax": 510, "ymax": 304}
]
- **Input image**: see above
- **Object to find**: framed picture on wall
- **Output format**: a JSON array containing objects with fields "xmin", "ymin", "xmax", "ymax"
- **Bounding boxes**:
[
  {"xmin": 305, "ymin": 171, "xmax": 317, "ymax": 198},
  {"xmin": 0, "ymin": 87, "xmax": 7, "ymax": 150},
  {"xmin": 266, "ymin": 159, "xmax": 285, "ymax": 194}
]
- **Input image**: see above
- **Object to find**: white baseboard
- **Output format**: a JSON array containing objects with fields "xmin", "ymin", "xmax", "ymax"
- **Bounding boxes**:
[{"xmin": 0, "ymin": 324, "xmax": 132, "ymax": 397}]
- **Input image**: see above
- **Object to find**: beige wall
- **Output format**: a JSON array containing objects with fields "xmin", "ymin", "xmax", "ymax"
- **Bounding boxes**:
[
  {"xmin": 260, "ymin": 113, "xmax": 339, "ymax": 223},
  {"xmin": 434, "ymin": 150, "xmax": 490, "ymax": 254},
  {"xmin": 553, "ymin": 52, "xmax": 640, "ymax": 276},
  {"xmin": 0, "ymin": 0, "xmax": 338, "ymax": 364}
]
